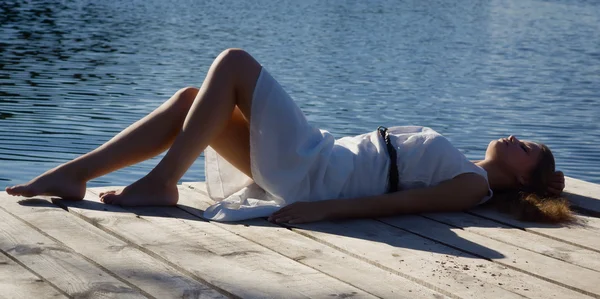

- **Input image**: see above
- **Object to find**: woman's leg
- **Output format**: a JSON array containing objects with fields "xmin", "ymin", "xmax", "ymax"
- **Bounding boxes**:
[
  {"xmin": 100, "ymin": 48, "xmax": 260, "ymax": 206},
  {"xmin": 98, "ymin": 106, "xmax": 252, "ymax": 201},
  {"xmin": 5, "ymin": 86, "xmax": 199, "ymax": 199},
  {"xmin": 5, "ymin": 48, "xmax": 258, "ymax": 201},
  {"xmin": 208, "ymin": 107, "xmax": 252, "ymax": 177}
]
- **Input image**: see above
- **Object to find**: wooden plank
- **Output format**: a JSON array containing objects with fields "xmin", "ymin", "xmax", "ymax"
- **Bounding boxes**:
[
  {"xmin": 564, "ymin": 177, "xmax": 600, "ymax": 214},
  {"xmin": 470, "ymin": 208, "xmax": 600, "ymax": 253},
  {"xmin": 292, "ymin": 216, "xmax": 595, "ymax": 298},
  {"xmin": 379, "ymin": 215, "xmax": 600, "ymax": 297},
  {"xmin": 1, "ymin": 193, "xmax": 225, "ymax": 299},
  {"xmin": 0, "ymin": 251, "xmax": 67, "ymax": 299},
  {"xmin": 0, "ymin": 196, "xmax": 145, "ymax": 299},
  {"xmin": 177, "ymin": 183, "xmax": 448, "ymax": 299},
  {"xmin": 467, "ymin": 177, "xmax": 600, "ymax": 251},
  {"xmin": 575, "ymin": 213, "xmax": 600, "ymax": 230},
  {"xmin": 183, "ymin": 183, "xmax": 581, "ymax": 299},
  {"xmin": 424, "ymin": 212, "xmax": 600, "ymax": 273},
  {"xmin": 73, "ymin": 186, "xmax": 377, "ymax": 299}
]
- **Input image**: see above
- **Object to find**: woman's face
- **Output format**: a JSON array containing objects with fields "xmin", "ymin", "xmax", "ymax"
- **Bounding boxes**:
[{"xmin": 486, "ymin": 135, "xmax": 543, "ymax": 183}]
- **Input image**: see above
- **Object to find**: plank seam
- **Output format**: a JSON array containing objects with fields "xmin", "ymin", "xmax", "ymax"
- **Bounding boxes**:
[
  {"xmin": 466, "ymin": 211, "xmax": 600, "ymax": 254},
  {"xmin": 181, "ymin": 185, "xmax": 453, "ymax": 298},
  {"xmin": 421, "ymin": 213, "xmax": 600, "ymax": 274},
  {"xmin": 380, "ymin": 217, "xmax": 600, "ymax": 299},
  {"xmin": 0, "ymin": 247, "xmax": 71, "ymax": 299},
  {"xmin": 563, "ymin": 189, "xmax": 600, "ymax": 217},
  {"xmin": 281, "ymin": 224, "xmax": 464, "ymax": 299},
  {"xmin": 571, "ymin": 205, "xmax": 600, "ymax": 218},
  {"xmin": 0, "ymin": 204, "xmax": 154, "ymax": 299},
  {"xmin": 186, "ymin": 183, "xmax": 600, "ymax": 297},
  {"xmin": 73, "ymin": 193, "xmax": 239, "ymax": 299},
  {"xmin": 173, "ymin": 204, "xmax": 385, "ymax": 299}
]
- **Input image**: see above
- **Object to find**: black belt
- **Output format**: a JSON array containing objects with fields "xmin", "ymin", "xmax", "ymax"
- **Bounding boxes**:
[{"xmin": 378, "ymin": 126, "xmax": 399, "ymax": 193}]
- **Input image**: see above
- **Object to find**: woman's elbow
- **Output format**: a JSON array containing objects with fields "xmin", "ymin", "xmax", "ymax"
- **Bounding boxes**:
[{"xmin": 450, "ymin": 195, "xmax": 484, "ymax": 212}]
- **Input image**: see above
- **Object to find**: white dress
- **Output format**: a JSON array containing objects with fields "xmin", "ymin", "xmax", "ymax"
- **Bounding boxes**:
[{"xmin": 203, "ymin": 67, "xmax": 493, "ymax": 221}]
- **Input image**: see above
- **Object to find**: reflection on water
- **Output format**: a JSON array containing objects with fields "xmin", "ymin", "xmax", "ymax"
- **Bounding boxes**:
[{"xmin": 1, "ymin": 0, "xmax": 599, "ymax": 187}]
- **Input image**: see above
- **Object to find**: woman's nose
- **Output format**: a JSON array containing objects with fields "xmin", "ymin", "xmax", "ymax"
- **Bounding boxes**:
[{"xmin": 508, "ymin": 135, "xmax": 518, "ymax": 142}]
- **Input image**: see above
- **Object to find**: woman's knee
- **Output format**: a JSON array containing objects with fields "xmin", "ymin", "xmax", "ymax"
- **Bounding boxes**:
[
  {"xmin": 176, "ymin": 86, "xmax": 199, "ymax": 98},
  {"xmin": 213, "ymin": 48, "xmax": 261, "ymax": 111},
  {"xmin": 171, "ymin": 86, "xmax": 198, "ymax": 112},
  {"xmin": 216, "ymin": 48, "xmax": 253, "ymax": 67},
  {"xmin": 215, "ymin": 49, "xmax": 261, "ymax": 79}
]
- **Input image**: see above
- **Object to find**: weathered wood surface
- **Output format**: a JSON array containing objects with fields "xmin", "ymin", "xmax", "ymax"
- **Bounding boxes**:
[
  {"xmin": 178, "ymin": 184, "xmax": 448, "ymax": 299},
  {"xmin": 470, "ymin": 209, "xmax": 600, "ymax": 252},
  {"xmin": 423, "ymin": 212, "xmax": 600, "ymax": 272},
  {"xmin": 379, "ymin": 215, "xmax": 600, "ymax": 297},
  {"xmin": 184, "ymin": 182, "xmax": 597, "ymax": 299},
  {"xmin": 182, "ymin": 184, "xmax": 526, "ymax": 298},
  {"xmin": 0, "ymin": 175, "xmax": 598, "ymax": 298},
  {"xmin": 0, "ymin": 252, "xmax": 66, "ymax": 299},
  {"xmin": 564, "ymin": 177, "xmax": 600, "ymax": 214},
  {"xmin": 465, "ymin": 177, "xmax": 600, "ymax": 254},
  {"xmin": 1, "ymin": 192, "xmax": 225, "ymax": 299},
  {"xmin": 77, "ymin": 187, "xmax": 378, "ymax": 299},
  {"xmin": 0, "ymin": 205, "xmax": 145, "ymax": 298}
]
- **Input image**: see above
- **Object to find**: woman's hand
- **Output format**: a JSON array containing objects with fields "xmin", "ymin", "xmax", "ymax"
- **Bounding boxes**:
[
  {"xmin": 268, "ymin": 201, "xmax": 332, "ymax": 224},
  {"xmin": 547, "ymin": 171, "xmax": 565, "ymax": 196}
]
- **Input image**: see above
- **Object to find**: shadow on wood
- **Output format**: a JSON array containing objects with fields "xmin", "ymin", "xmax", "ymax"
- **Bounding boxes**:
[
  {"xmin": 566, "ymin": 192, "xmax": 600, "ymax": 218},
  {"xmin": 17, "ymin": 187, "xmax": 593, "ymax": 262}
]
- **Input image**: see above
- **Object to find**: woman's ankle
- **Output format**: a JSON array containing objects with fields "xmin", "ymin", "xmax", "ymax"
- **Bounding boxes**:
[
  {"xmin": 56, "ymin": 162, "xmax": 90, "ymax": 182},
  {"xmin": 144, "ymin": 171, "xmax": 179, "ymax": 187}
]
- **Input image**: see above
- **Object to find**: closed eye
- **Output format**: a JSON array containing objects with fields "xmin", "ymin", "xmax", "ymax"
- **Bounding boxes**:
[{"xmin": 520, "ymin": 143, "xmax": 528, "ymax": 153}]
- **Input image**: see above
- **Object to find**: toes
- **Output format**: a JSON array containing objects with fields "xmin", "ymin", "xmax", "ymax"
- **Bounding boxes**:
[
  {"xmin": 100, "ymin": 190, "xmax": 124, "ymax": 205},
  {"xmin": 6, "ymin": 185, "xmax": 18, "ymax": 194},
  {"xmin": 99, "ymin": 190, "xmax": 117, "ymax": 199},
  {"xmin": 6, "ymin": 185, "xmax": 31, "ymax": 197},
  {"xmin": 99, "ymin": 190, "xmax": 116, "ymax": 197},
  {"xmin": 101, "ymin": 193, "xmax": 120, "ymax": 205}
]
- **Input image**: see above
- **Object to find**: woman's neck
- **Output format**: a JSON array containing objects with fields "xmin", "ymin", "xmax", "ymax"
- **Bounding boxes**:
[{"xmin": 474, "ymin": 159, "xmax": 518, "ymax": 192}]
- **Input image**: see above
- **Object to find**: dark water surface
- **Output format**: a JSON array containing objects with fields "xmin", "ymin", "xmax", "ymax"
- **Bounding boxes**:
[{"xmin": 1, "ymin": 0, "xmax": 599, "ymax": 188}]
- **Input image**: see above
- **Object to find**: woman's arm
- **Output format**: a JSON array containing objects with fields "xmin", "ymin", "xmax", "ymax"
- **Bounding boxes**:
[
  {"xmin": 269, "ymin": 173, "xmax": 489, "ymax": 224},
  {"xmin": 328, "ymin": 172, "xmax": 489, "ymax": 219}
]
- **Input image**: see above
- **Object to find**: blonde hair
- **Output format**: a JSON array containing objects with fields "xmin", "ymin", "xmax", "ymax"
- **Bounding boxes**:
[{"xmin": 487, "ymin": 144, "xmax": 573, "ymax": 223}]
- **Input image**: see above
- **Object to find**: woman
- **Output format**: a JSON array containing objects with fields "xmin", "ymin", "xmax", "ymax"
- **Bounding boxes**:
[{"xmin": 5, "ymin": 49, "xmax": 570, "ymax": 224}]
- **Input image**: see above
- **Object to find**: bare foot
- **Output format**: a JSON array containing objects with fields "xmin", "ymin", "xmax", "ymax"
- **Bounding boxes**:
[
  {"xmin": 99, "ymin": 176, "xmax": 178, "ymax": 206},
  {"xmin": 5, "ymin": 167, "xmax": 86, "ymax": 200}
]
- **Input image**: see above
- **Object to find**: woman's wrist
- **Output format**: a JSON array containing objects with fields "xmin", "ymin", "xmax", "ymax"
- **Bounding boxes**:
[
  {"xmin": 319, "ymin": 199, "xmax": 339, "ymax": 220},
  {"xmin": 323, "ymin": 198, "xmax": 352, "ymax": 220}
]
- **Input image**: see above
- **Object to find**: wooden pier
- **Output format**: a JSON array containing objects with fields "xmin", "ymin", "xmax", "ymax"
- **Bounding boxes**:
[{"xmin": 1, "ymin": 177, "xmax": 599, "ymax": 298}]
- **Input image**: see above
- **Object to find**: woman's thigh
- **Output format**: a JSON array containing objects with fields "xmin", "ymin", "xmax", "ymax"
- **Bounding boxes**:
[{"xmin": 209, "ymin": 106, "xmax": 252, "ymax": 178}]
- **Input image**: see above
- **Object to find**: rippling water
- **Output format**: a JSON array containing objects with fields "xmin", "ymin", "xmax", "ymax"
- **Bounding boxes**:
[{"xmin": 1, "ymin": 0, "xmax": 599, "ymax": 188}]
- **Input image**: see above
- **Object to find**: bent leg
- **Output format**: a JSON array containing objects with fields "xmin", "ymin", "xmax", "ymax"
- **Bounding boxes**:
[
  {"xmin": 101, "ymin": 49, "xmax": 261, "ymax": 206},
  {"xmin": 5, "ymin": 86, "xmax": 199, "ymax": 199},
  {"xmin": 75, "ymin": 87, "xmax": 199, "ymax": 179},
  {"xmin": 209, "ymin": 107, "xmax": 252, "ymax": 178}
]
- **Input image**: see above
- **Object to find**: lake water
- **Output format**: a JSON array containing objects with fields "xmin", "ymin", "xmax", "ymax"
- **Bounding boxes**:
[{"xmin": 1, "ymin": 0, "xmax": 599, "ymax": 188}]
